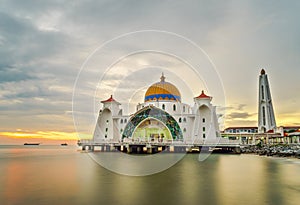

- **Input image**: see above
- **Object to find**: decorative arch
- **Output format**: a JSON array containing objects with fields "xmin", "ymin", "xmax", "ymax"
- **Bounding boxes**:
[
  {"xmin": 198, "ymin": 104, "xmax": 211, "ymax": 111},
  {"xmin": 198, "ymin": 105, "xmax": 211, "ymax": 121},
  {"xmin": 132, "ymin": 117, "xmax": 173, "ymax": 140},
  {"xmin": 122, "ymin": 106, "xmax": 183, "ymax": 140}
]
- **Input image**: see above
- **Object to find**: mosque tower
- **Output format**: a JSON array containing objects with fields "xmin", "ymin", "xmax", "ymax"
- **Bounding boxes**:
[{"xmin": 258, "ymin": 69, "xmax": 277, "ymax": 133}]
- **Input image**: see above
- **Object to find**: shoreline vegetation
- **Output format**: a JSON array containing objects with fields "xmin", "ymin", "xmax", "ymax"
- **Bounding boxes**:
[{"xmin": 241, "ymin": 144, "xmax": 300, "ymax": 159}]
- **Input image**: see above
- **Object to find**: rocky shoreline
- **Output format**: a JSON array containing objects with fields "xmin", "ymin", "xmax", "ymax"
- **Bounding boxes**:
[{"xmin": 241, "ymin": 144, "xmax": 300, "ymax": 158}]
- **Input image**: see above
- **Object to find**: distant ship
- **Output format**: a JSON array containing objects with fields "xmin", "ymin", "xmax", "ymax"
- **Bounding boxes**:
[
  {"xmin": 61, "ymin": 143, "xmax": 68, "ymax": 146},
  {"xmin": 24, "ymin": 143, "xmax": 40, "ymax": 145}
]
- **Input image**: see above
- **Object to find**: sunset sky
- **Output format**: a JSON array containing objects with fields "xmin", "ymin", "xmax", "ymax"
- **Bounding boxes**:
[{"xmin": 1, "ymin": 0, "xmax": 300, "ymax": 144}]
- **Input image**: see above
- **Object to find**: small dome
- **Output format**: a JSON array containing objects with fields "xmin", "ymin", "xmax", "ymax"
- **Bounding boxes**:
[
  {"xmin": 195, "ymin": 90, "xmax": 211, "ymax": 99},
  {"xmin": 101, "ymin": 95, "xmax": 120, "ymax": 104},
  {"xmin": 144, "ymin": 73, "xmax": 181, "ymax": 102}
]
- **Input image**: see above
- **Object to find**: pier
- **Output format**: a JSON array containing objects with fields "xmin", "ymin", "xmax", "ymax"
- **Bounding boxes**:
[
  {"xmin": 78, "ymin": 139, "xmax": 242, "ymax": 154},
  {"xmin": 78, "ymin": 132, "xmax": 300, "ymax": 155}
]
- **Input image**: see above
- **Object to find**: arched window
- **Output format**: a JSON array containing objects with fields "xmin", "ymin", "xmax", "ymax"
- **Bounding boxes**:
[
  {"xmin": 162, "ymin": 104, "xmax": 165, "ymax": 110},
  {"xmin": 202, "ymin": 118, "xmax": 205, "ymax": 123},
  {"xmin": 120, "ymin": 119, "xmax": 123, "ymax": 124},
  {"xmin": 183, "ymin": 106, "xmax": 186, "ymax": 113},
  {"xmin": 179, "ymin": 117, "xmax": 182, "ymax": 123},
  {"xmin": 124, "ymin": 119, "xmax": 127, "ymax": 123},
  {"xmin": 183, "ymin": 118, "xmax": 186, "ymax": 123},
  {"xmin": 183, "ymin": 128, "xmax": 186, "ymax": 132},
  {"xmin": 105, "ymin": 128, "xmax": 108, "ymax": 132},
  {"xmin": 266, "ymin": 85, "xmax": 271, "ymax": 100},
  {"xmin": 173, "ymin": 104, "xmax": 176, "ymax": 111},
  {"xmin": 120, "ymin": 129, "xmax": 123, "ymax": 133},
  {"xmin": 261, "ymin": 85, "xmax": 265, "ymax": 100},
  {"xmin": 262, "ymin": 106, "xmax": 266, "ymax": 126}
]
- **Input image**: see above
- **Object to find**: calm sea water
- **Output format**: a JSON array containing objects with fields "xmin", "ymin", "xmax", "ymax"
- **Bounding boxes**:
[{"xmin": 0, "ymin": 145, "xmax": 299, "ymax": 205}]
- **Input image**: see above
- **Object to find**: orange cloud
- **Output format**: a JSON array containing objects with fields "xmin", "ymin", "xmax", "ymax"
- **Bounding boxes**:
[{"xmin": 0, "ymin": 130, "xmax": 90, "ymax": 140}]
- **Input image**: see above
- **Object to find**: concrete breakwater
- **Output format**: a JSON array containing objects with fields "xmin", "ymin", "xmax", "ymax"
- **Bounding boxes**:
[{"xmin": 241, "ymin": 144, "xmax": 300, "ymax": 158}]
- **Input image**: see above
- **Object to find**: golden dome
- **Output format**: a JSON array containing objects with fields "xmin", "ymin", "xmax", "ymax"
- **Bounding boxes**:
[{"xmin": 144, "ymin": 73, "xmax": 181, "ymax": 102}]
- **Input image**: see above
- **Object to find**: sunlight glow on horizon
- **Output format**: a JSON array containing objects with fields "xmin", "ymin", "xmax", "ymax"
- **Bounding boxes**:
[
  {"xmin": 0, "ymin": 130, "xmax": 80, "ymax": 141},
  {"xmin": 1, "ymin": 111, "xmax": 299, "ymax": 142}
]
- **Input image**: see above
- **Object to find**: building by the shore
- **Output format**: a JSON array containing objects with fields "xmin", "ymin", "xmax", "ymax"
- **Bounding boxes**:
[
  {"xmin": 84, "ymin": 69, "xmax": 300, "ymax": 149},
  {"xmin": 222, "ymin": 126, "xmax": 300, "ymax": 144},
  {"xmin": 223, "ymin": 127, "xmax": 258, "ymax": 134}
]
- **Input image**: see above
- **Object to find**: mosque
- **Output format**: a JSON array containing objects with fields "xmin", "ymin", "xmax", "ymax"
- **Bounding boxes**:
[
  {"xmin": 92, "ymin": 73, "xmax": 220, "ymax": 144},
  {"xmin": 79, "ymin": 69, "xmax": 299, "ymax": 151}
]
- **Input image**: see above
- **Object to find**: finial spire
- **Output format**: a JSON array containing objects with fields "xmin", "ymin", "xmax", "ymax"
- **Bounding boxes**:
[
  {"xmin": 160, "ymin": 72, "xmax": 165, "ymax": 82},
  {"xmin": 261, "ymin": 69, "xmax": 266, "ymax": 75}
]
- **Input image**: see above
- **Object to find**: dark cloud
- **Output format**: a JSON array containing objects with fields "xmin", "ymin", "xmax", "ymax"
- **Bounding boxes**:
[
  {"xmin": 0, "ymin": 0, "xmax": 300, "ymax": 132},
  {"xmin": 225, "ymin": 99, "xmax": 259, "ymax": 124},
  {"xmin": 0, "ymin": 14, "xmax": 71, "ymax": 61},
  {"xmin": 227, "ymin": 112, "xmax": 255, "ymax": 119},
  {"xmin": 0, "ymin": 65, "xmax": 35, "ymax": 82},
  {"xmin": 221, "ymin": 104, "xmax": 248, "ymax": 112},
  {"xmin": 237, "ymin": 104, "xmax": 247, "ymax": 111}
]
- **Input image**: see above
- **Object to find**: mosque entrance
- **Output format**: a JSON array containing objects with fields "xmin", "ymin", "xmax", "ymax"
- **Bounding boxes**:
[
  {"xmin": 132, "ymin": 118, "xmax": 172, "ymax": 142},
  {"xmin": 122, "ymin": 106, "xmax": 183, "ymax": 141}
]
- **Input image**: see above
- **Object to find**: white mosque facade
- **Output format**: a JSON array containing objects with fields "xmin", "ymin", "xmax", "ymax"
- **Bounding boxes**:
[{"xmin": 93, "ymin": 74, "xmax": 220, "ymax": 144}]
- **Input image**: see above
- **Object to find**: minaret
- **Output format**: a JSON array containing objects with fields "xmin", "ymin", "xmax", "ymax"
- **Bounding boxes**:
[
  {"xmin": 193, "ymin": 90, "xmax": 220, "ymax": 142},
  {"xmin": 93, "ymin": 95, "xmax": 121, "ymax": 142},
  {"xmin": 258, "ymin": 69, "xmax": 276, "ymax": 133}
]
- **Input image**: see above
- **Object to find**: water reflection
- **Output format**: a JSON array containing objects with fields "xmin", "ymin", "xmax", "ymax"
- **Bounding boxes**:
[
  {"xmin": 265, "ymin": 159, "xmax": 283, "ymax": 205},
  {"xmin": 0, "ymin": 147, "xmax": 82, "ymax": 205},
  {"xmin": 216, "ymin": 155, "xmax": 267, "ymax": 204},
  {"xmin": 0, "ymin": 147, "xmax": 300, "ymax": 205},
  {"xmin": 216, "ymin": 155, "xmax": 300, "ymax": 205}
]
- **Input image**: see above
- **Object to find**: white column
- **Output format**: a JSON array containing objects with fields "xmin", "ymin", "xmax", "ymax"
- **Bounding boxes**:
[{"xmin": 258, "ymin": 69, "xmax": 277, "ymax": 133}]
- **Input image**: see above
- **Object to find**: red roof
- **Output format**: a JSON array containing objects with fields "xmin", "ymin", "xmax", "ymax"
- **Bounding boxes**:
[
  {"xmin": 101, "ymin": 95, "xmax": 119, "ymax": 103},
  {"xmin": 195, "ymin": 90, "xmax": 211, "ymax": 99}
]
